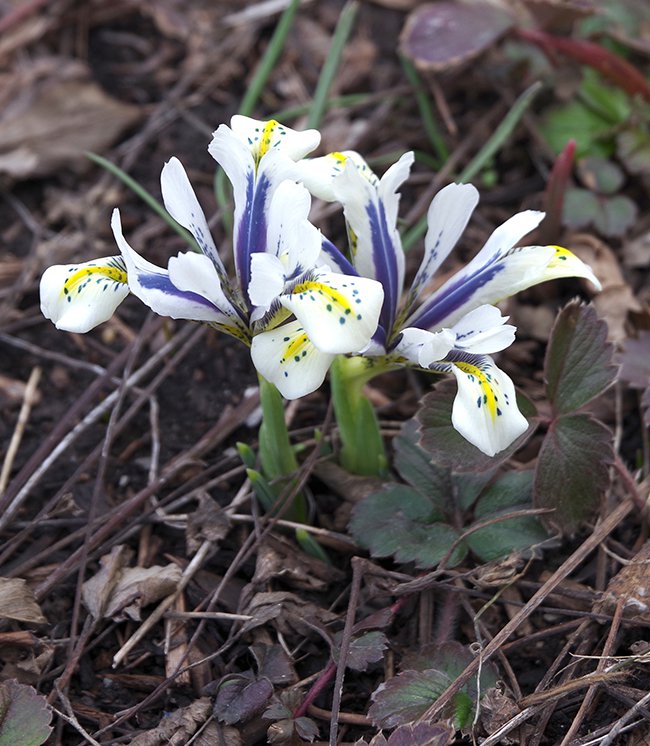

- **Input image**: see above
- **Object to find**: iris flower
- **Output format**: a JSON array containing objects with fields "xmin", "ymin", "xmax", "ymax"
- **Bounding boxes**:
[
  {"xmin": 291, "ymin": 150, "xmax": 601, "ymax": 456},
  {"xmin": 40, "ymin": 117, "xmax": 384, "ymax": 399}
]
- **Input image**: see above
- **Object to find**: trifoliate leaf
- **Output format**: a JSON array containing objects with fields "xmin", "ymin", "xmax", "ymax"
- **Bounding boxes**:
[
  {"xmin": 545, "ymin": 301, "xmax": 617, "ymax": 415},
  {"xmin": 349, "ymin": 485, "xmax": 466, "ymax": 568},
  {"xmin": 333, "ymin": 630, "xmax": 389, "ymax": 672},
  {"xmin": 534, "ymin": 413, "xmax": 613, "ymax": 530},
  {"xmin": 213, "ymin": 674, "xmax": 273, "ymax": 725},
  {"xmin": 0, "ymin": 680, "xmax": 52, "ymax": 746}
]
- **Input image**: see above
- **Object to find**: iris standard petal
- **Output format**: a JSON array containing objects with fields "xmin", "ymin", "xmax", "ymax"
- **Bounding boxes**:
[
  {"xmin": 160, "ymin": 157, "xmax": 225, "ymax": 276},
  {"xmin": 250, "ymin": 319, "xmax": 335, "ymax": 399},
  {"xmin": 445, "ymin": 353, "xmax": 529, "ymax": 456},
  {"xmin": 280, "ymin": 270, "xmax": 384, "ymax": 355},
  {"xmin": 392, "ymin": 327, "xmax": 456, "ymax": 368},
  {"xmin": 40, "ymin": 256, "xmax": 129, "ymax": 333},
  {"xmin": 406, "ymin": 183, "xmax": 479, "ymax": 312}
]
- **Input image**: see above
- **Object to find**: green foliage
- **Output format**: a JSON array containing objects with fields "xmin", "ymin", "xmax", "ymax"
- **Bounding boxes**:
[
  {"xmin": 333, "ymin": 630, "xmax": 390, "ymax": 672},
  {"xmin": 0, "ymin": 680, "xmax": 52, "ymax": 746},
  {"xmin": 533, "ymin": 301, "xmax": 617, "ymax": 529},
  {"xmin": 368, "ymin": 642, "xmax": 498, "ymax": 730},
  {"xmin": 349, "ymin": 423, "xmax": 548, "ymax": 568}
]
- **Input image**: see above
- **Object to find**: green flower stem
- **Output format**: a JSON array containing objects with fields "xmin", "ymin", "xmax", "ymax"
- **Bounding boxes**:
[{"xmin": 330, "ymin": 356, "xmax": 392, "ymax": 477}]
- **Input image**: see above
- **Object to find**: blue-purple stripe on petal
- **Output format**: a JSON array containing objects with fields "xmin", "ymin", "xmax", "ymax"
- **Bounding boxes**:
[
  {"xmin": 366, "ymin": 201, "xmax": 399, "ymax": 336},
  {"xmin": 235, "ymin": 170, "xmax": 270, "ymax": 299},
  {"xmin": 321, "ymin": 237, "xmax": 358, "ymax": 277},
  {"xmin": 408, "ymin": 260, "xmax": 505, "ymax": 332},
  {"xmin": 138, "ymin": 272, "xmax": 224, "ymax": 314}
]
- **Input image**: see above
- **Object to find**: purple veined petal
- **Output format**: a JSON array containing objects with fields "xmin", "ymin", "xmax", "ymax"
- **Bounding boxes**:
[
  {"xmin": 251, "ymin": 319, "xmax": 335, "ymax": 399},
  {"xmin": 451, "ymin": 305, "xmax": 516, "ymax": 354},
  {"xmin": 405, "ymin": 183, "xmax": 479, "ymax": 313},
  {"xmin": 434, "ymin": 351, "xmax": 528, "ymax": 456},
  {"xmin": 320, "ymin": 237, "xmax": 358, "ymax": 276},
  {"xmin": 160, "ymin": 157, "xmax": 226, "ymax": 277},
  {"xmin": 280, "ymin": 269, "xmax": 384, "ymax": 355},
  {"xmin": 112, "ymin": 210, "xmax": 244, "ymax": 329},
  {"xmin": 230, "ymin": 115, "xmax": 321, "ymax": 163},
  {"xmin": 40, "ymin": 255, "xmax": 130, "ymax": 333},
  {"xmin": 333, "ymin": 154, "xmax": 412, "ymax": 336}
]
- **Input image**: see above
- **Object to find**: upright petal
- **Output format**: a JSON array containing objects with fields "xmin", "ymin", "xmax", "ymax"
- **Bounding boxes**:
[
  {"xmin": 280, "ymin": 270, "xmax": 383, "ymax": 354},
  {"xmin": 230, "ymin": 116, "xmax": 321, "ymax": 164},
  {"xmin": 443, "ymin": 353, "xmax": 529, "ymax": 456},
  {"xmin": 333, "ymin": 154, "xmax": 412, "ymax": 334},
  {"xmin": 209, "ymin": 125, "xmax": 295, "ymax": 296},
  {"xmin": 392, "ymin": 327, "xmax": 456, "ymax": 368},
  {"xmin": 406, "ymin": 183, "xmax": 479, "ymax": 311},
  {"xmin": 265, "ymin": 180, "xmax": 321, "ymax": 279},
  {"xmin": 251, "ymin": 320, "xmax": 335, "ymax": 399},
  {"xmin": 112, "ymin": 210, "xmax": 246, "ymax": 334},
  {"xmin": 40, "ymin": 256, "xmax": 129, "ymax": 333},
  {"xmin": 160, "ymin": 157, "xmax": 225, "ymax": 276}
]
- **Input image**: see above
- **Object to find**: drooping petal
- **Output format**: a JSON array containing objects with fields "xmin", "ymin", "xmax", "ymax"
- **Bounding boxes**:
[
  {"xmin": 280, "ymin": 270, "xmax": 384, "ymax": 354},
  {"xmin": 160, "ymin": 157, "xmax": 225, "ymax": 276},
  {"xmin": 408, "ymin": 241, "xmax": 601, "ymax": 332},
  {"xmin": 40, "ymin": 256, "xmax": 129, "ymax": 333},
  {"xmin": 295, "ymin": 150, "xmax": 377, "ymax": 201},
  {"xmin": 451, "ymin": 305, "xmax": 516, "ymax": 354},
  {"xmin": 250, "ymin": 319, "xmax": 334, "ymax": 399},
  {"xmin": 333, "ymin": 153, "xmax": 412, "ymax": 334},
  {"xmin": 444, "ymin": 353, "xmax": 529, "ymax": 456},
  {"xmin": 112, "ymin": 210, "xmax": 245, "ymax": 333},
  {"xmin": 265, "ymin": 180, "xmax": 321, "ymax": 279},
  {"xmin": 392, "ymin": 327, "xmax": 456, "ymax": 368},
  {"xmin": 406, "ymin": 183, "xmax": 479, "ymax": 311},
  {"xmin": 230, "ymin": 116, "xmax": 321, "ymax": 164}
]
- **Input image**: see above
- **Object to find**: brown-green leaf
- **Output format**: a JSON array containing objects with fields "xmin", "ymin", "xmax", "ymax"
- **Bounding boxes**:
[
  {"xmin": 545, "ymin": 301, "xmax": 617, "ymax": 415},
  {"xmin": 0, "ymin": 680, "xmax": 52, "ymax": 746}
]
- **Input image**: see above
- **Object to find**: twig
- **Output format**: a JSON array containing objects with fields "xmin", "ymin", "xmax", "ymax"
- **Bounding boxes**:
[
  {"xmin": 0, "ymin": 366, "xmax": 41, "ymax": 494},
  {"xmin": 416, "ymin": 499, "xmax": 634, "ymax": 722},
  {"xmin": 600, "ymin": 690, "xmax": 650, "ymax": 745}
]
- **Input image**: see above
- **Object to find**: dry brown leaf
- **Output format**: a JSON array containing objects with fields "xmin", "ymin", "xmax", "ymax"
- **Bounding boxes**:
[
  {"xmin": 0, "ymin": 631, "xmax": 54, "ymax": 685},
  {"xmin": 82, "ymin": 545, "xmax": 182, "ymax": 621},
  {"xmin": 568, "ymin": 232, "xmax": 641, "ymax": 343},
  {"xmin": 252, "ymin": 536, "xmax": 345, "ymax": 591},
  {"xmin": 240, "ymin": 591, "xmax": 338, "ymax": 638},
  {"xmin": 0, "ymin": 577, "xmax": 47, "ymax": 623},
  {"xmin": 595, "ymin": 540, "xmax": 650, "ymax": 620},
  {"xmin": 186, "ymin": 492, "xmax": 232, "ymax": 554},
  {"xmin": 0, "ymin": 58, "xmax": 141, "ymax": 179},
  {"xmin": 129, "ymin": 697, "xmax": 212, "ymax": 745}
]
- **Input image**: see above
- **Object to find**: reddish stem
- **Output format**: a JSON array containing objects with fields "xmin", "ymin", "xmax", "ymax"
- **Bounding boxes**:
[
  {"xmin": 518, "ymin": 28, "xmax": 650, "ymax": 102},
  {"xmin": 539, "ymin": 138, "xmax": 576, "ymax": 245}
]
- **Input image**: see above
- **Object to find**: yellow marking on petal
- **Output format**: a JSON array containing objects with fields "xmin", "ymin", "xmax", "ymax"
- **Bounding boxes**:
[
  {"xmin": 454, "ymin": 362, "xmax": 500, "ymax": 420},
  {"xmin": 61, "ymin": 260, "xmax": 128, "ymax": 301},
  {"xmin": 289, "ymin": 280, "xmax": 363, "ymax": 326},
  {"xmin": 257, "ymin": 119, "xmax": 281, "ymax": 162},
  {"xmin": 549, "ymin": 245, "xmax": 575, "ymax": 265},
  {"xmin": 278, "ymin": 329, "xmax": 311, "ymax": 365}
]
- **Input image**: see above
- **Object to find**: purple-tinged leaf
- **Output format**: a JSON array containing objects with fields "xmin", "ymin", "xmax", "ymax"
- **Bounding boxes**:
[
  {"xmin": 401, "ymin": 2, "xmax": 513, "ymax": 72},
  {"xmin": 334, "ymin": 630, "xmax": 389, "ymax": 672},
  {"xmin": 356, "ymin": 722, "xmax": 454, "ymax": 746},
  {"xmin": 0, "ymin": 680, "xmax": 52, "ymax": 746},
  {"xmin": 545, "ymin": 301, "xmax": 617, "ymax": 414},
  {"xmin": 534, "ymin": 413, "xmax": 613, "ymax": 531},
  {"xmin": 369, "ymin": 669, "xmax": 451, "ymax": 729},
  {"xmin": 213, "ymin": 674, "xmax": 273, "ymax": 725}
]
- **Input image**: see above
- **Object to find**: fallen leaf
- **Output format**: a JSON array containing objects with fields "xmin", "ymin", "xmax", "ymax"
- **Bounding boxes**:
[
  {"xmin": 186, "ymin": 492, "xmax": 232, "ymax": 554},
  {"xmin": 82, "ymin": 545, "xmax": 182, "ymax": 621},
  {"xmin": 400, "ymin": 1, "xmax": 513, "ymax": 72},
  {"xmin": 240, "ymin": 591, "xmax": 338, "ymax": 638},
  {"xmin": 596, "ymin": 540, "xmax": 650, "ymax": 620},
  {"xmin": 252, "ymin": 536, "xmax": 344, "ymax": 591},
  {"xmin": 0, "ymin": 58, "xmax": 141, "ymax": 179},
  {"xmin": 0, "ymin": 632, "xmax": 54, "ymax": 685},
  {"xmin": 129, "ymin": 698, "xmax": 212, "ymax": 745},
  {"xmin": 0, "ymin": 579, "xmax": 46, "ymax": 624}
]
